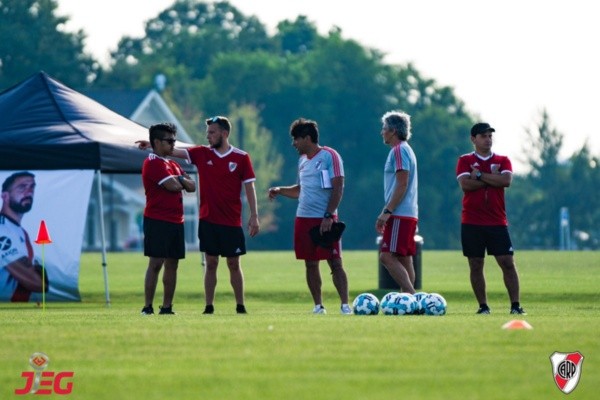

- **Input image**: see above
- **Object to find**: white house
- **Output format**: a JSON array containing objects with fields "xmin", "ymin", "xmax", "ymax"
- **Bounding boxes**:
[{"xmin": 81, "ymin": 88, "xmax": 199, "ymax": 251}]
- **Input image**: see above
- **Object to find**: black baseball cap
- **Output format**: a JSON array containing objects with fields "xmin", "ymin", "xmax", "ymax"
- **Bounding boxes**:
[{"xmin": 471, "ymin": 122, "xmax": 495, "ymax": 136}]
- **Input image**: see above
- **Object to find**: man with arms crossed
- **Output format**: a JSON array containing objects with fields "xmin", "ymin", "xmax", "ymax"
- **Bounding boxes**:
[
  {"xmin": 141, "ymin": 123, "xmax": 195, "ymax": 315},
  {"xmin": 456, "ymin": 122, "xmax": 525, "ymax": 315},
  {"xmin": 140, "ymin": 116, "xmax": 259, "ymax": 314}
]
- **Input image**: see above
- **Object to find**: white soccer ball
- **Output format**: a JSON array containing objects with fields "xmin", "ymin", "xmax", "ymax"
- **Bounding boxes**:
[
  {"xmin": 413, "ymin": 292, "xmax": 429, "ymax": 315},
  {"xmin": 381, "ymin": 292, "xmax": 416, "ymax": 315},
  {"xmin": 380, "ymin": 292, "xmax": 401, "ymax": 315},
  {"xmin": 352, "ymin": 293, "xmax": 380, "ymax": 315},
  {"xmin": 420, "ymin": 293, "xmax": 447, "ymax": 316}
]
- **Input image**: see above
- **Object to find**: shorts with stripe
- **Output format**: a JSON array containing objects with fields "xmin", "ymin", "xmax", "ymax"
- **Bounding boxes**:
[
  {"xmin": 294, "ymin": 217, "xmax": 342, "ymax": 261},
  {"xmin": 143, "ymin": 217, "xmax": 185, "ymax": 259},
  {"xmin": 379, "ymin": 216, "xmax": 417, "ymax": 256}
]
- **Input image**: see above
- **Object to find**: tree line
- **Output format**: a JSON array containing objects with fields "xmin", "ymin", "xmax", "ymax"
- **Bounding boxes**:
[{"xmin": 1, "ymin": 0, "xmax": 598, "ymax": 249}]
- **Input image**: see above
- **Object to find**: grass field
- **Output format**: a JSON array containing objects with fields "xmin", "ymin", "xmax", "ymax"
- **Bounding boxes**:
[{"xmin": 1, "ymin": 250, "xmax": 598, "ymax": 399}]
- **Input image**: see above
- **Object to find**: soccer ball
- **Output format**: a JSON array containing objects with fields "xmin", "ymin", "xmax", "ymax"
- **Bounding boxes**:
[
  {"xmin": 381, "ymin": 292, "xmax": 417, "ymax": 315},
  {"xmin": 420, "ymin": 293, "xmax": 447, "ymax": 316},
  {"xmin": 352, "ymin": 293, "xmax": 380, "ymax": 315},
  {"xmin": 413, "ymin": 292, "xmax": 429, "ymax": 315},
  {"xmin": 380, "ymin": 292, "xmax": 401, "ymax": 315}
]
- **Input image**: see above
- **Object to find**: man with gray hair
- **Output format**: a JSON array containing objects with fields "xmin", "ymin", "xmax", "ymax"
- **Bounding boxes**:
[{"xmin": 375, "ymin": 111, "xmax": 418, "ymax": 294}]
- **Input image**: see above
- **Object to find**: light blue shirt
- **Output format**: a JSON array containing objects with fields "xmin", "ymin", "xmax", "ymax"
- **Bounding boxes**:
[
  {"xmin": 384, "ymin": 141, "xmax": 418, "ymax": 219},
  {"xmin": 297, "ymin": 147, "xmax": 344, "ymax": 217}
]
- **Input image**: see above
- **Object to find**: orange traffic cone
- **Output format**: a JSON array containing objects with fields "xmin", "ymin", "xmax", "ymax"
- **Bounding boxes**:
[
  {"xmin": 502, "ymin": 320, "xmax": 533, "ymax": 330},
  {"xmin": 35, "ymin": 220, "xmax": 52, "ymax": 244}
]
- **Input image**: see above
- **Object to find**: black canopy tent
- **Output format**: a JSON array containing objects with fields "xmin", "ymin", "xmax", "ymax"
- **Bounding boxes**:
[{"xmin": 0, "ymin": 71, "xmax": 194, "ymax": 304}]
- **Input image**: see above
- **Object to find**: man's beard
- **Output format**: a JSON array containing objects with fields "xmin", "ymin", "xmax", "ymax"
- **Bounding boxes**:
[
  {"xmin": 11, "ymin": 197, "xmax": 33, "ymax": 213},
  {"xmin": 210, "ymin": 137, "xmax": 223, "ymax": 149}
]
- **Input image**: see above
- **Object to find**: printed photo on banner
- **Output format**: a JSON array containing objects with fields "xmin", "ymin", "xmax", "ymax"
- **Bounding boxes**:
[{"xmin": 0, "ymin": 170, "xmax": 94, "ymax": 302}]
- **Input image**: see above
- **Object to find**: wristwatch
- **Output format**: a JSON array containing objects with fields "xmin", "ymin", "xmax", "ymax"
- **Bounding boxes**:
[
  {"xmin": 383, "ymin": 208, "xmax": 392, "ymax": 215},
  {"xmin": 475, "ymin": 171, "xmax": 482, "ymax": 180},
  {"xmin": 323, "ymin": 212, "xmax": 333, "ymax": 219}
]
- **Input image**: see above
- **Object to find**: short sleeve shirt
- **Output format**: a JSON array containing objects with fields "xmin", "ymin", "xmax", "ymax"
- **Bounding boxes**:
[
  {"xmin": 456, "ymin": 152, "xmax": 512, "ymax": 225},
  {"xmin": 186, "ymin": 145, "xmax": 256, "ymax": 227},
  {"xmin": 297, "ymin": 146, "xmax": 344, "ymax": 218},
  {"xmin": 384, "ymin": 141, "xmax": 418, "ymax": 219},
  {"xmin": 142, "ymin": 153, "xmax": 185, "ymax": 224}
]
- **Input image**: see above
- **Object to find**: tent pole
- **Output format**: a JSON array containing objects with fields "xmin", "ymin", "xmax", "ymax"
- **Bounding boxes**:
[{"xmin": 96, "ymin": 170, "xmax": 111, "ymax": 307}]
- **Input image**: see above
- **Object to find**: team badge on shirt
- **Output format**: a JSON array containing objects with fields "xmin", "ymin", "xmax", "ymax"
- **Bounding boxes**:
[
  {"xmin": 0, "ymin": 236, "xmax": 12, "ymax": 251},
  {"xmin": 229, "ymin": 162, "xmax": 237, "ymax": 172}
]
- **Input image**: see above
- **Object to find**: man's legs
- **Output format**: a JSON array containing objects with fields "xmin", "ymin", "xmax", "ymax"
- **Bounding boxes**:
[
  {"xmin": 397, "ymin": 254, "xmax": 416, "ymax": 285},
  {"xmin": 144, "ymin": 257, "xmax": 163, "ymax": 307},
  {"xmin": 305, "ymin": 260, "xmax": 322, "ymax": 306},
  {"xmin": 380, "ymin": 252, "xmax": 415, "ymax": 294},
  {"xmin": 226, "ymin": 256, "xmax": 245, "ymax": 306},
  {"xmin": 204, "ymin": 254, "xmax": 219, "ymax": 306},
  {"xmin": 495, "ymin": 255, "xmax": 520, "ymax": 303},
  {"xmin": 468, "ymin": 257, "xmax": 487, "ymax": 305},
  {"xmin": 327, "ymin": 258, "xmax": 349, "ymax": 304},
  {"xmin": 161, "ymin": 258, "xmax": 178, "ymax": 307}
]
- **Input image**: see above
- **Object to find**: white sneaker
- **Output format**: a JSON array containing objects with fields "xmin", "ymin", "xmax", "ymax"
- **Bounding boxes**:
[
  {"xmin": 312, "ymin": 304, "xmax": 327, "ymax": 314},
  {"xmin": 340, "ymin": 304, "xmax": 352, "ymax": 315}
]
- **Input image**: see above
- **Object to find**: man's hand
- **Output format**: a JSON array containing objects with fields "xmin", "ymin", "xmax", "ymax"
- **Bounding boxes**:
[
  {"xmin": 136, "ymin": 140, "xmax": 151, "ymax": 150},
  {"xmin": 267, "ymin": 187, "xmax": 280, "ymax": 201},
  {"xmin": 247, "ymin": 215, "xmax": 260, "ymax": 238}
]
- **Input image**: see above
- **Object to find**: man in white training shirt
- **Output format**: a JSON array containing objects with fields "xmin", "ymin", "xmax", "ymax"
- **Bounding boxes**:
[{"xmin": 269, "ymin": 118, "xmax": 351, "ymax": 315}]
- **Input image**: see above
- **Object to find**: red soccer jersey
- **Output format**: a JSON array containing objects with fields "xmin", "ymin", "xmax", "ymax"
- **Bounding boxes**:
[
  {"xmin": 456, "ymin": 152, "xmax": 512, "ymax": 226},
  {"xmin": 142, "ymin": 154, "xmax": 184, "ymax": 224},
  {"xmin": 187, "ymin": 145, "xmax": 256, "ymax": 227}
]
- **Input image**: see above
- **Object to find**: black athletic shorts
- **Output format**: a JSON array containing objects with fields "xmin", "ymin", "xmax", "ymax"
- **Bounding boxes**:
[
  {"xmin": 143, "ymin": 217, "xmax": 185, "ymax": 259},
  {"xmin": 461, "ymin": 224, "xmax": 514, "ymax": 258},
  {"xmin": 198, "ymin": 219, "xmax": 246, "ymax": 257}
]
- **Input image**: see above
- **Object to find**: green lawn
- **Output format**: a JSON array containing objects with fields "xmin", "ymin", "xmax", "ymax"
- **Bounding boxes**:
[{"xmin": 1, "ymin": 250, "xmax": 598, "ymax": 399}]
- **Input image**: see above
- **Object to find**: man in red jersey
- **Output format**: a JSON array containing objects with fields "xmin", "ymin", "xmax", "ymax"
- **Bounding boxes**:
[
  {"xmin": 141, "ymin": 123, "xmax": 196, "ymax": 315},
  {"xmin": 140, "ymin": 116, "xmax": 259, "ymax": 314},
  {"xmin": 456, "ymin": 123, "xmax": 525, "ymax": 315}
]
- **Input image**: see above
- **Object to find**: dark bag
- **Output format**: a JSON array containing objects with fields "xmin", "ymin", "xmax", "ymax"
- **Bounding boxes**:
[{"xmin": 309, "ymin": 221, "xmax": 346, "ymax": 248}]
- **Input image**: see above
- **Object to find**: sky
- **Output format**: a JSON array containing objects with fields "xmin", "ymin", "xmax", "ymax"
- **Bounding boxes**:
[{"xmin": 56, "ymin": 0, "xmax": 600, "ymax": 171}]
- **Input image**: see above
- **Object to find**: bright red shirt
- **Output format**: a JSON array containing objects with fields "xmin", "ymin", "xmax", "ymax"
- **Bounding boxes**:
[
  {"xmin": 142, "ymin": 153, "xmax": 184, "ymax": 224},
  {"xmin": 187, "ymin": 146, "xmax": 255, "ymax": 227},
  {"xmin": 456, "ymin": 152, "xmax": 512, "ymax": 226}
]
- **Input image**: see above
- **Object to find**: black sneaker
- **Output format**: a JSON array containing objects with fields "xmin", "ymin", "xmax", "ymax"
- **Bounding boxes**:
[
  {"xmin": 159, "ymin": 305, "xmax": 176, "ymax": 315},
  {"xmin": 141, "ymin": 305, "xmax": 154, "ymax": 315},
  {"xmin": 203, "ymin": 305, "xmax": 214, "ymax": 314},
  {"xmin": 236, "ymin": 304, "xmax": 247, "ymax": 314},
  {"xmin": 510, "ymin": 307, "xmax": 527, "ymax": 315},
  {"xmin": 476, "ymin": 307, "xmax": 491, "ymax": 314}
]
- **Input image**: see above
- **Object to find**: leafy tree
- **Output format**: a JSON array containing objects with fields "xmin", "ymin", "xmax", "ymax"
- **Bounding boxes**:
[
  {"xmin": 107, "ymin": 0, "xmax": 271, "ymax": 82},
  {"xmin": 509, "ymin": 111, "xmax": 568, "ymax": 248},
  {"xmin": 274, "ymin": 16, "xmax": 319, "ymax": 54},
  {"xmin": 226, "ymin": 105, "xmax": 283, "ymax": 245},
  {"xmin": 0, "ymin": 0, "xmax": 97, "ymax": 89},
  {"xmin": 565, "ymin": 144, "xmax": 600, "ymax": 249},
  {"xmin": 98, "ymin": 3, "xmax": 481, "ymax": 250}
]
